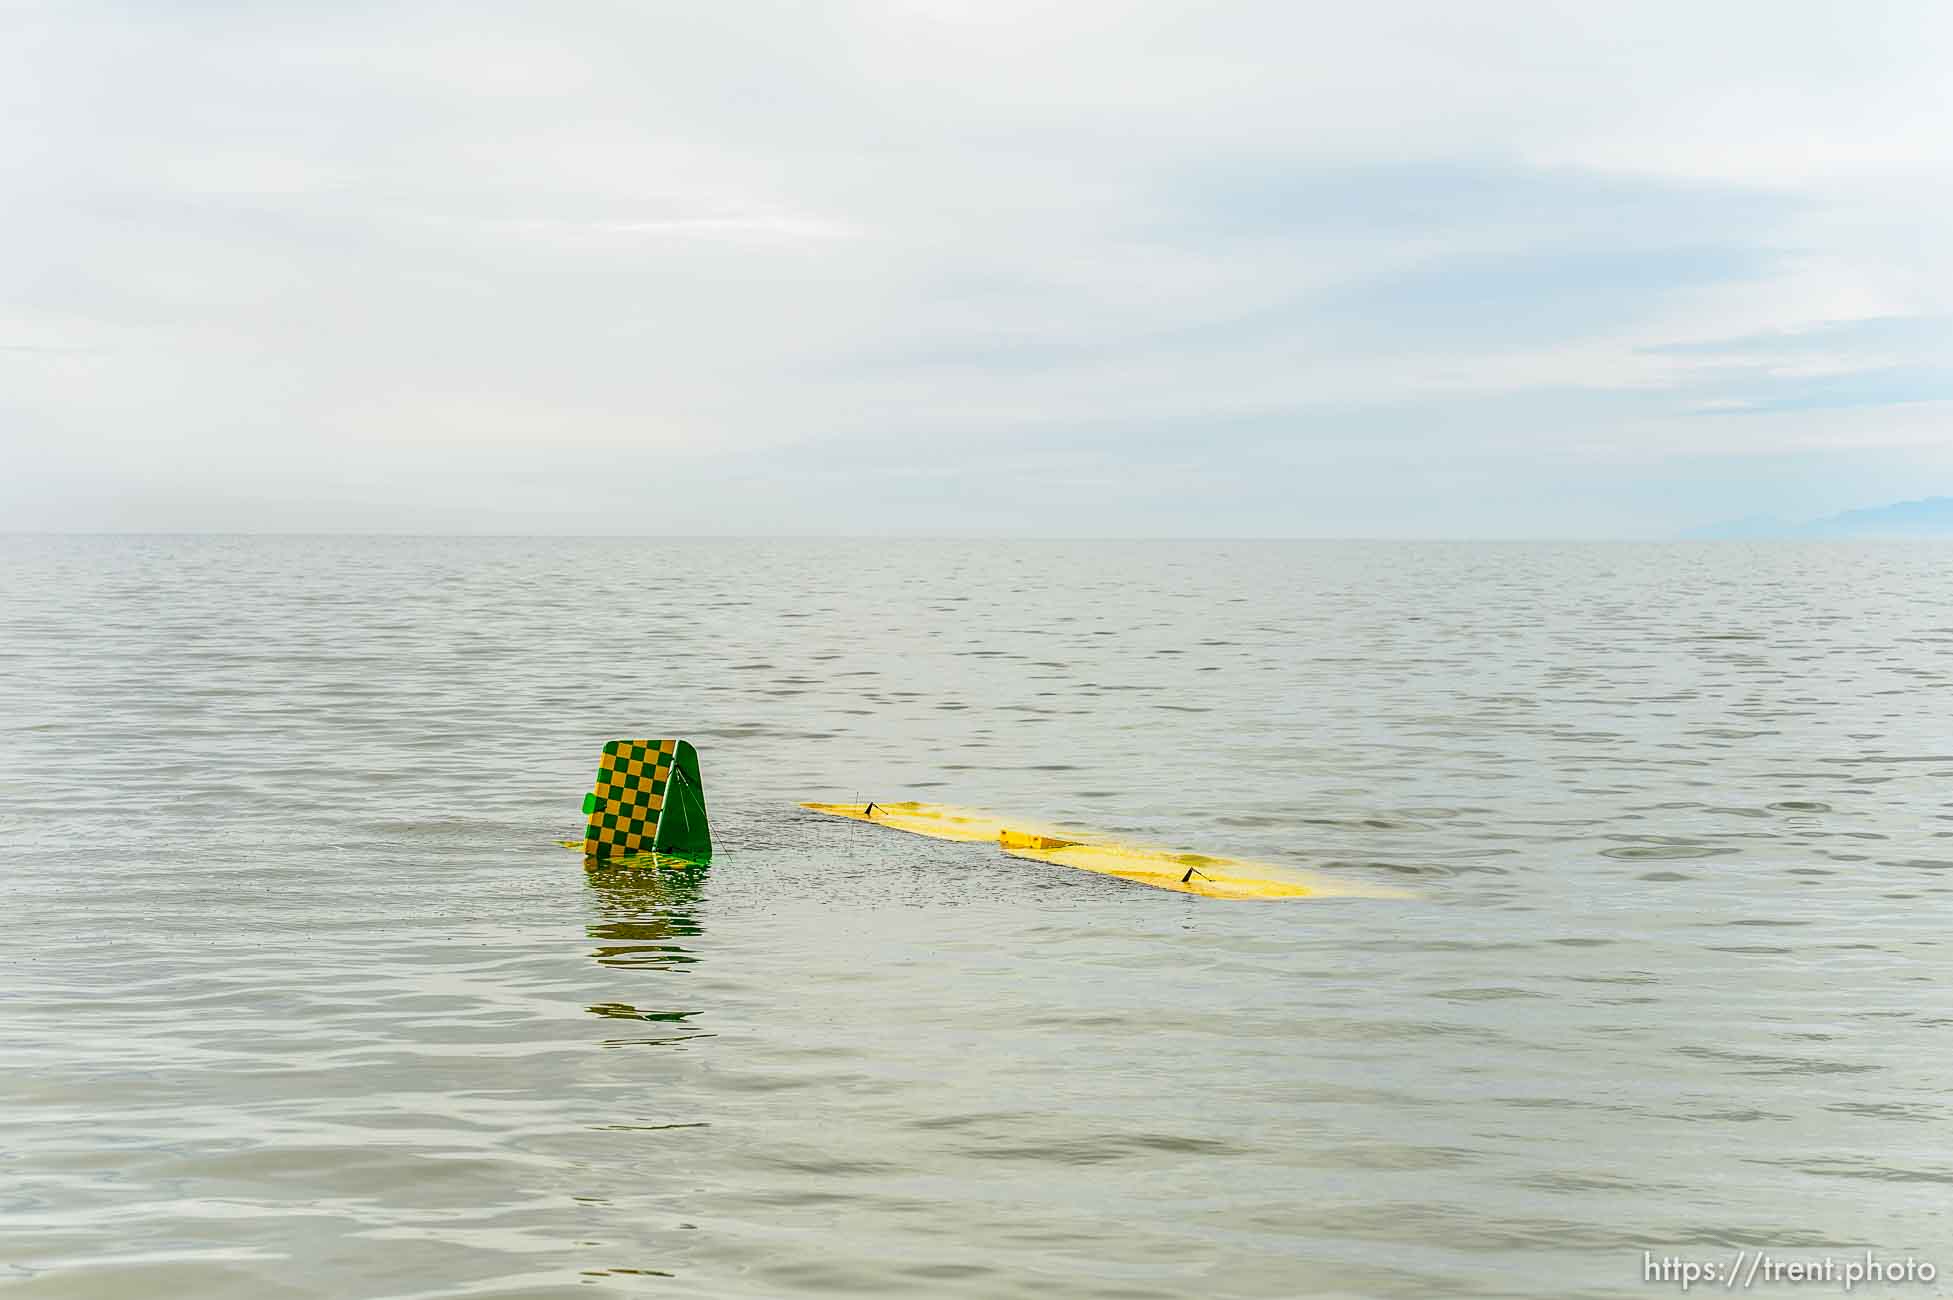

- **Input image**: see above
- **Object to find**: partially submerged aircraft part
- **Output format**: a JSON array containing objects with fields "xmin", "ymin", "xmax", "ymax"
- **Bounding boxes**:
[
  {"xmin": 800, "ymin": 801, "xmax": 1410, "ymax": 901},
  {"xmin": 558, "ymin": 840, "xmax": 709, "ymax": 869},
  {"xmin": 580, "ymin": 739, "xmax": 711, "ymax": 859},
  {"xmin": 799, "ymin": 800, "xmax": 1013, "ymax": 844},
  {"xmin": 998, "ymin": 839, "xmax": 1324, "ymax": 900}
]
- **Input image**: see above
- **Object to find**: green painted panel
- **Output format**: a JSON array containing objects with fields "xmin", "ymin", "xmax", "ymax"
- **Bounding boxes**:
[{"xmin": 581, "ymin": 738, "xmax": 709, "ymax": 860}]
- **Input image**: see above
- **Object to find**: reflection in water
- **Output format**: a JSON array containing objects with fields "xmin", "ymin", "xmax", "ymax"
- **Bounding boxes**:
[{"xmin": 583, "ymin": 857, "xmax": 710, "ymax": 1046}]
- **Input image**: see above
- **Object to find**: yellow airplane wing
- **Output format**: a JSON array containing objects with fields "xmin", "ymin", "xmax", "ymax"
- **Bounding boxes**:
[{"xmin": 801, "ymin": 801, "xmax": 1410, "ymax": 901}]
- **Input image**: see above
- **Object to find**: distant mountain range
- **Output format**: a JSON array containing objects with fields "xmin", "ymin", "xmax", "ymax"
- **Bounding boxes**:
[{"xmin": 1687, "ymin": 496, "xmax": 1953, "ymax": 539}]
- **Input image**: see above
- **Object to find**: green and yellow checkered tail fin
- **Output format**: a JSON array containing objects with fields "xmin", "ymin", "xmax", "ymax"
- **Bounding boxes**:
[{"xmin": 578, "ymin": 738, "xmax": 711, "ymax": 859}]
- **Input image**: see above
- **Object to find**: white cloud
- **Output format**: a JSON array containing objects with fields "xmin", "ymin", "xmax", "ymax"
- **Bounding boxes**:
[{"xmin": 3, "ymin": 0, "xmax": 1950, "ymax": 534}]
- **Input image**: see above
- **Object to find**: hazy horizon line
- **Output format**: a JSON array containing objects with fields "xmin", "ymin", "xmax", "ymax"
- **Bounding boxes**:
[{"xmin": 7, "ymin": 530, "xmax": 1946, "ymax": 544}]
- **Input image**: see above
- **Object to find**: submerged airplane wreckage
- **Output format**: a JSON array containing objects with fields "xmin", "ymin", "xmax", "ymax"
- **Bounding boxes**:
[
  {"xmin": 566, "ymin": 742, "xmax": 1404, "ymax": 900},
  {"xmin": 804, "ymin": 802, "xmax": 1409, "ymax": 901},
  {"xmin": 571, "ymin": 738, "xmax": 712, "ymax": 860}
]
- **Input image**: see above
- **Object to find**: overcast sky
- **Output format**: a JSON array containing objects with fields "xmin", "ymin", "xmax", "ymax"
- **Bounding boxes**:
[{"xmin": 4, "ymin": 1, "xmax": 1950, "ymax": 535}]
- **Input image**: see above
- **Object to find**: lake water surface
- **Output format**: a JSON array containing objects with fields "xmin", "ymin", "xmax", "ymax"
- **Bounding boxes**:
[{"xmin": 1, "ymin": 538, "xmax": 1947, "ymax": 1297}]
